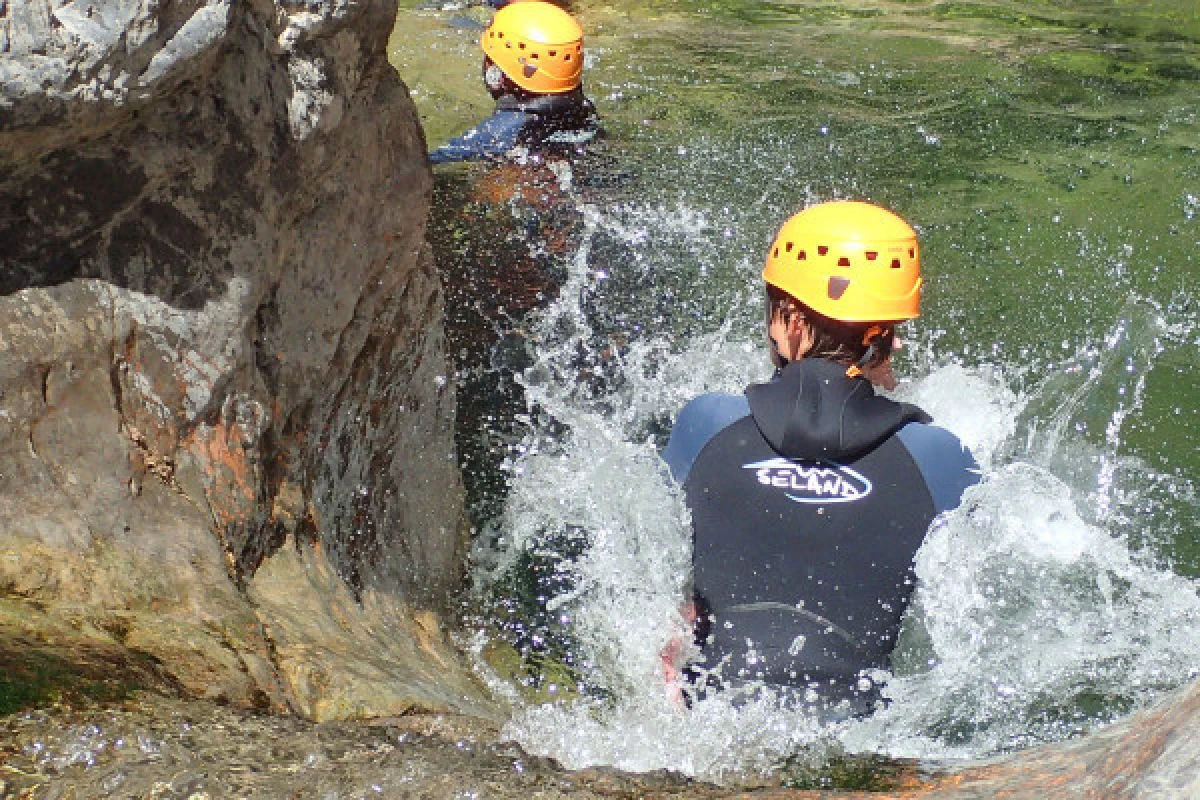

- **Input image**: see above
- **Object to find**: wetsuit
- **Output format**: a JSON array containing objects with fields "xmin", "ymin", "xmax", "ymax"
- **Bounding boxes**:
[
  {"xmin": 429, "ymin": 89, "xmax": 598, "ymax": 165},
  {"xmin": 662, "ymin": 357, "xmax": 980, "ymax": 715}
]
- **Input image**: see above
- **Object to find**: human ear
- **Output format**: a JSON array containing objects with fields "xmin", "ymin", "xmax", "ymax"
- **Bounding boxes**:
[{"xmin": 787, "ymin": 314, "xmax": 815, "ymax": 360}]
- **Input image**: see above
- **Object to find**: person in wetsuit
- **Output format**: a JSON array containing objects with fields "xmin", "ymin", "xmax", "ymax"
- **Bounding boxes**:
[
  {"xmin": 662, "ymin": 200, "xmax": 981, "ymax": 718},
  {"xmin": 429, "ymin": 1, "xmax": 598, "ymax": 165}
]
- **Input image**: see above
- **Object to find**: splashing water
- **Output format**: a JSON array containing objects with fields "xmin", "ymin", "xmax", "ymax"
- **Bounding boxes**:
[
  {"xmin": 461, "ymin": 178, "xmax": 1200, "ymax": 783},
  {"xmin": 847, "ymin": 460, "xmax": 1200, "ymax": 761}
]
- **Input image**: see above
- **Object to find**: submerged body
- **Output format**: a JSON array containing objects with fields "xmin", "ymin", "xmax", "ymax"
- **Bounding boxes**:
[{"xmin": 665, "ymin": 357, "xmax": 979, "ymax": 715}]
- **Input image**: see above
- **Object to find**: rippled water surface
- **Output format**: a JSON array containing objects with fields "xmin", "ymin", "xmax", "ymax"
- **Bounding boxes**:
[{"xmin": 397, "ymin": 0, "xmax": 1200, "ymax": 784}]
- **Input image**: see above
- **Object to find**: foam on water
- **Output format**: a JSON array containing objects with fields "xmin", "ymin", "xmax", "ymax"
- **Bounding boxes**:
[
  {"xmin": 843, "ymin": 461, "xmax": 1200, "ymax": 761},
  {"xmin": 467, "ymin": 192, "xmax": 1200, "ymax": 782}
]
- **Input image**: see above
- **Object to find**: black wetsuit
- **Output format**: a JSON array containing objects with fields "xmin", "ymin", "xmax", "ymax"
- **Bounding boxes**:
[
  {"xmin": 662, "ymin": 358, "xmax": 980, "ymax": 715},
  {"xmin": 429, "ymin": 89, "xmax": 598, "ymax": 165}
]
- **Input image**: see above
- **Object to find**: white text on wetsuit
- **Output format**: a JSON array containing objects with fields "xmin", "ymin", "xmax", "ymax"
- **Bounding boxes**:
[{"xmin": 742, "ymin": 457, "xmax": 873, "ymax": 504}]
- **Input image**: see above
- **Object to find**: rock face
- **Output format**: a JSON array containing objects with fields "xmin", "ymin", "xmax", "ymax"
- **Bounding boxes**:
[
  {"xmin": 917, "ymin": 676, "xmax": 1200, "ymax": 799},
  {"xmin": 736, "ymin": 678, "xmax": 1200, "ymax": 799},
  {"xmin": 0, "ymin": 0, "xmax": 494, "ymax": 720}
]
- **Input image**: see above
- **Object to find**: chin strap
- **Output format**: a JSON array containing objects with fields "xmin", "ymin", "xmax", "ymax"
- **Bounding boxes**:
[{"xmin": 845, "ymin": 324, "xmax": 888, "ymax": 379}]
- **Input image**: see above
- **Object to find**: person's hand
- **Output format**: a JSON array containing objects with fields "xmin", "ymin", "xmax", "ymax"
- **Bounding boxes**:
[{"xmin": 660, "ymin": 602, "xmax": 696, "ymax": 709}]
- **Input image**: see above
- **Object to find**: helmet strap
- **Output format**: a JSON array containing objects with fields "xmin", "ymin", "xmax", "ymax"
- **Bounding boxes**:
[
  {"xmin": 845, "ymin": 347, "xmax": 874, "ymax": 379},
  {"xmin": 845, "ymin": 324, "xmax": 887, "ymax": 379}
]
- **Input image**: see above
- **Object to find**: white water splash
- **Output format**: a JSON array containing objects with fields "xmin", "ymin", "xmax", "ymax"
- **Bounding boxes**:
[
  {"xmin": 846, "ymin": 462, "xmax": 1200, "ymax": 760},
  {"xmin": 469, "ymin": 198, "xmax": 1200, "ymax": 783},
  {"xmin": 892, "ymin": 362, "xmax": 1022, "ymax": 471}
]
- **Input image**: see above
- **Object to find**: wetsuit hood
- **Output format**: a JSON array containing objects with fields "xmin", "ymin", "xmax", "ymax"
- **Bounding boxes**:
[{"xmin": 745, "ymin": 358, "xmax": 930, "ymax": 462}]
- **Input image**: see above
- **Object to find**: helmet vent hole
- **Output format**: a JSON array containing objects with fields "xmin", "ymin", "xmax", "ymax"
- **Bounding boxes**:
[
  {"xmin": 865, "ymin": 251, "xmax": 878, "ymax": 261},
  {"xmin": 797, "ymin": 250, "xmax": 807, "ymax": 260},
  {"xmin": 785, "ymin": 242, "xmax": 794, "ymax": 253},
  {"xmin": 519, "ymin": 42, "xmax": 526, "ymax": 49},
  {"xmin": 818, "ymin": 245, "xmax": 829, "ymax": 256},
  {"xmin": 564, "ymin": 53, "xmax": 572, "ymax": 61},
  {"xmin": 828, "ymin": 277, "xmax": 850, "ymax": 300},
  {"xmin": 549, "ymin": 49, "xmax": 557, "ymax": 56},
  {"xmin": 890, "ymin": 258, "xmax": 902, "ymax": 269},
  {"xmin": 909, "ymin": 248, "xmax": 916, "ymax": 258},
  {"xmin": 772, "ymin": 247, "xmax": 780, "ymax": 258},
  {"xmin": 837, "ymin": 257, "xmax": 851, "ymax": 267}
]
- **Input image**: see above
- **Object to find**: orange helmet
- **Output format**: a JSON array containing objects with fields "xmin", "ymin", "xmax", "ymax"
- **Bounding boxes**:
[
  {"xmin": 481, "ymin": 1, "xmax": 584, "ymax": 94},
  {"xmin": 763, "ymin": 200, "xmax": 921, "ymax": 322}
]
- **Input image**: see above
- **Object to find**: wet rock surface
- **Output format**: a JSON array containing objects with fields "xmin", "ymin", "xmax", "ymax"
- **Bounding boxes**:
[
  {"xmin": 0, "ymin": 695, "xmax": 731, "ymax": 799},
  {"xmin": 0, "ymin": 0, "xmax": 491, "ymax": 720},
  {"xmin": 1, "ymin": 678, "xmax": 1197, "ymax": 798}
]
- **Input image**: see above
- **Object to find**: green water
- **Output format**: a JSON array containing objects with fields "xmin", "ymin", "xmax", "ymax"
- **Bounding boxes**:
[
  {"xmin": 394, "ymin": 0, "xmax": 1199, "ymax": 567},
  {"xmin": 392, "ymin": 0, "xmax": 1200, "ymax": 777}
]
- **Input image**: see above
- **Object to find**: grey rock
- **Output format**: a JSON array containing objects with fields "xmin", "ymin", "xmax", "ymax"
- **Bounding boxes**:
[
  {"xmin": 0, "ymin": 0, "xmax": 493, "ymax": 720},
  {"xmin": 52, "ymin": 0, "xmax": 146, "ymax": 55},
  {"xmin": 900, "ymin": 678, "xmax": 1200, "ymax": 799},
  {"xmin": 139, "ymin": 2, "xmax": 231, "ymax": 86}
]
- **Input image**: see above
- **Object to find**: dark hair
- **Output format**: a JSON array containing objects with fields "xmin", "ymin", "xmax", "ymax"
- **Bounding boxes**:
[{"xmin": 765, "ymin": 284, "xmax": 894, "ymax": 370}]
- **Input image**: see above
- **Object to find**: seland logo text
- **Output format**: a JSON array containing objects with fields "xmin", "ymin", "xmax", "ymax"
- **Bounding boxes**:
[{"xmin": 743, "ymin": 457, "xmax": 872, "ymax": 504}]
